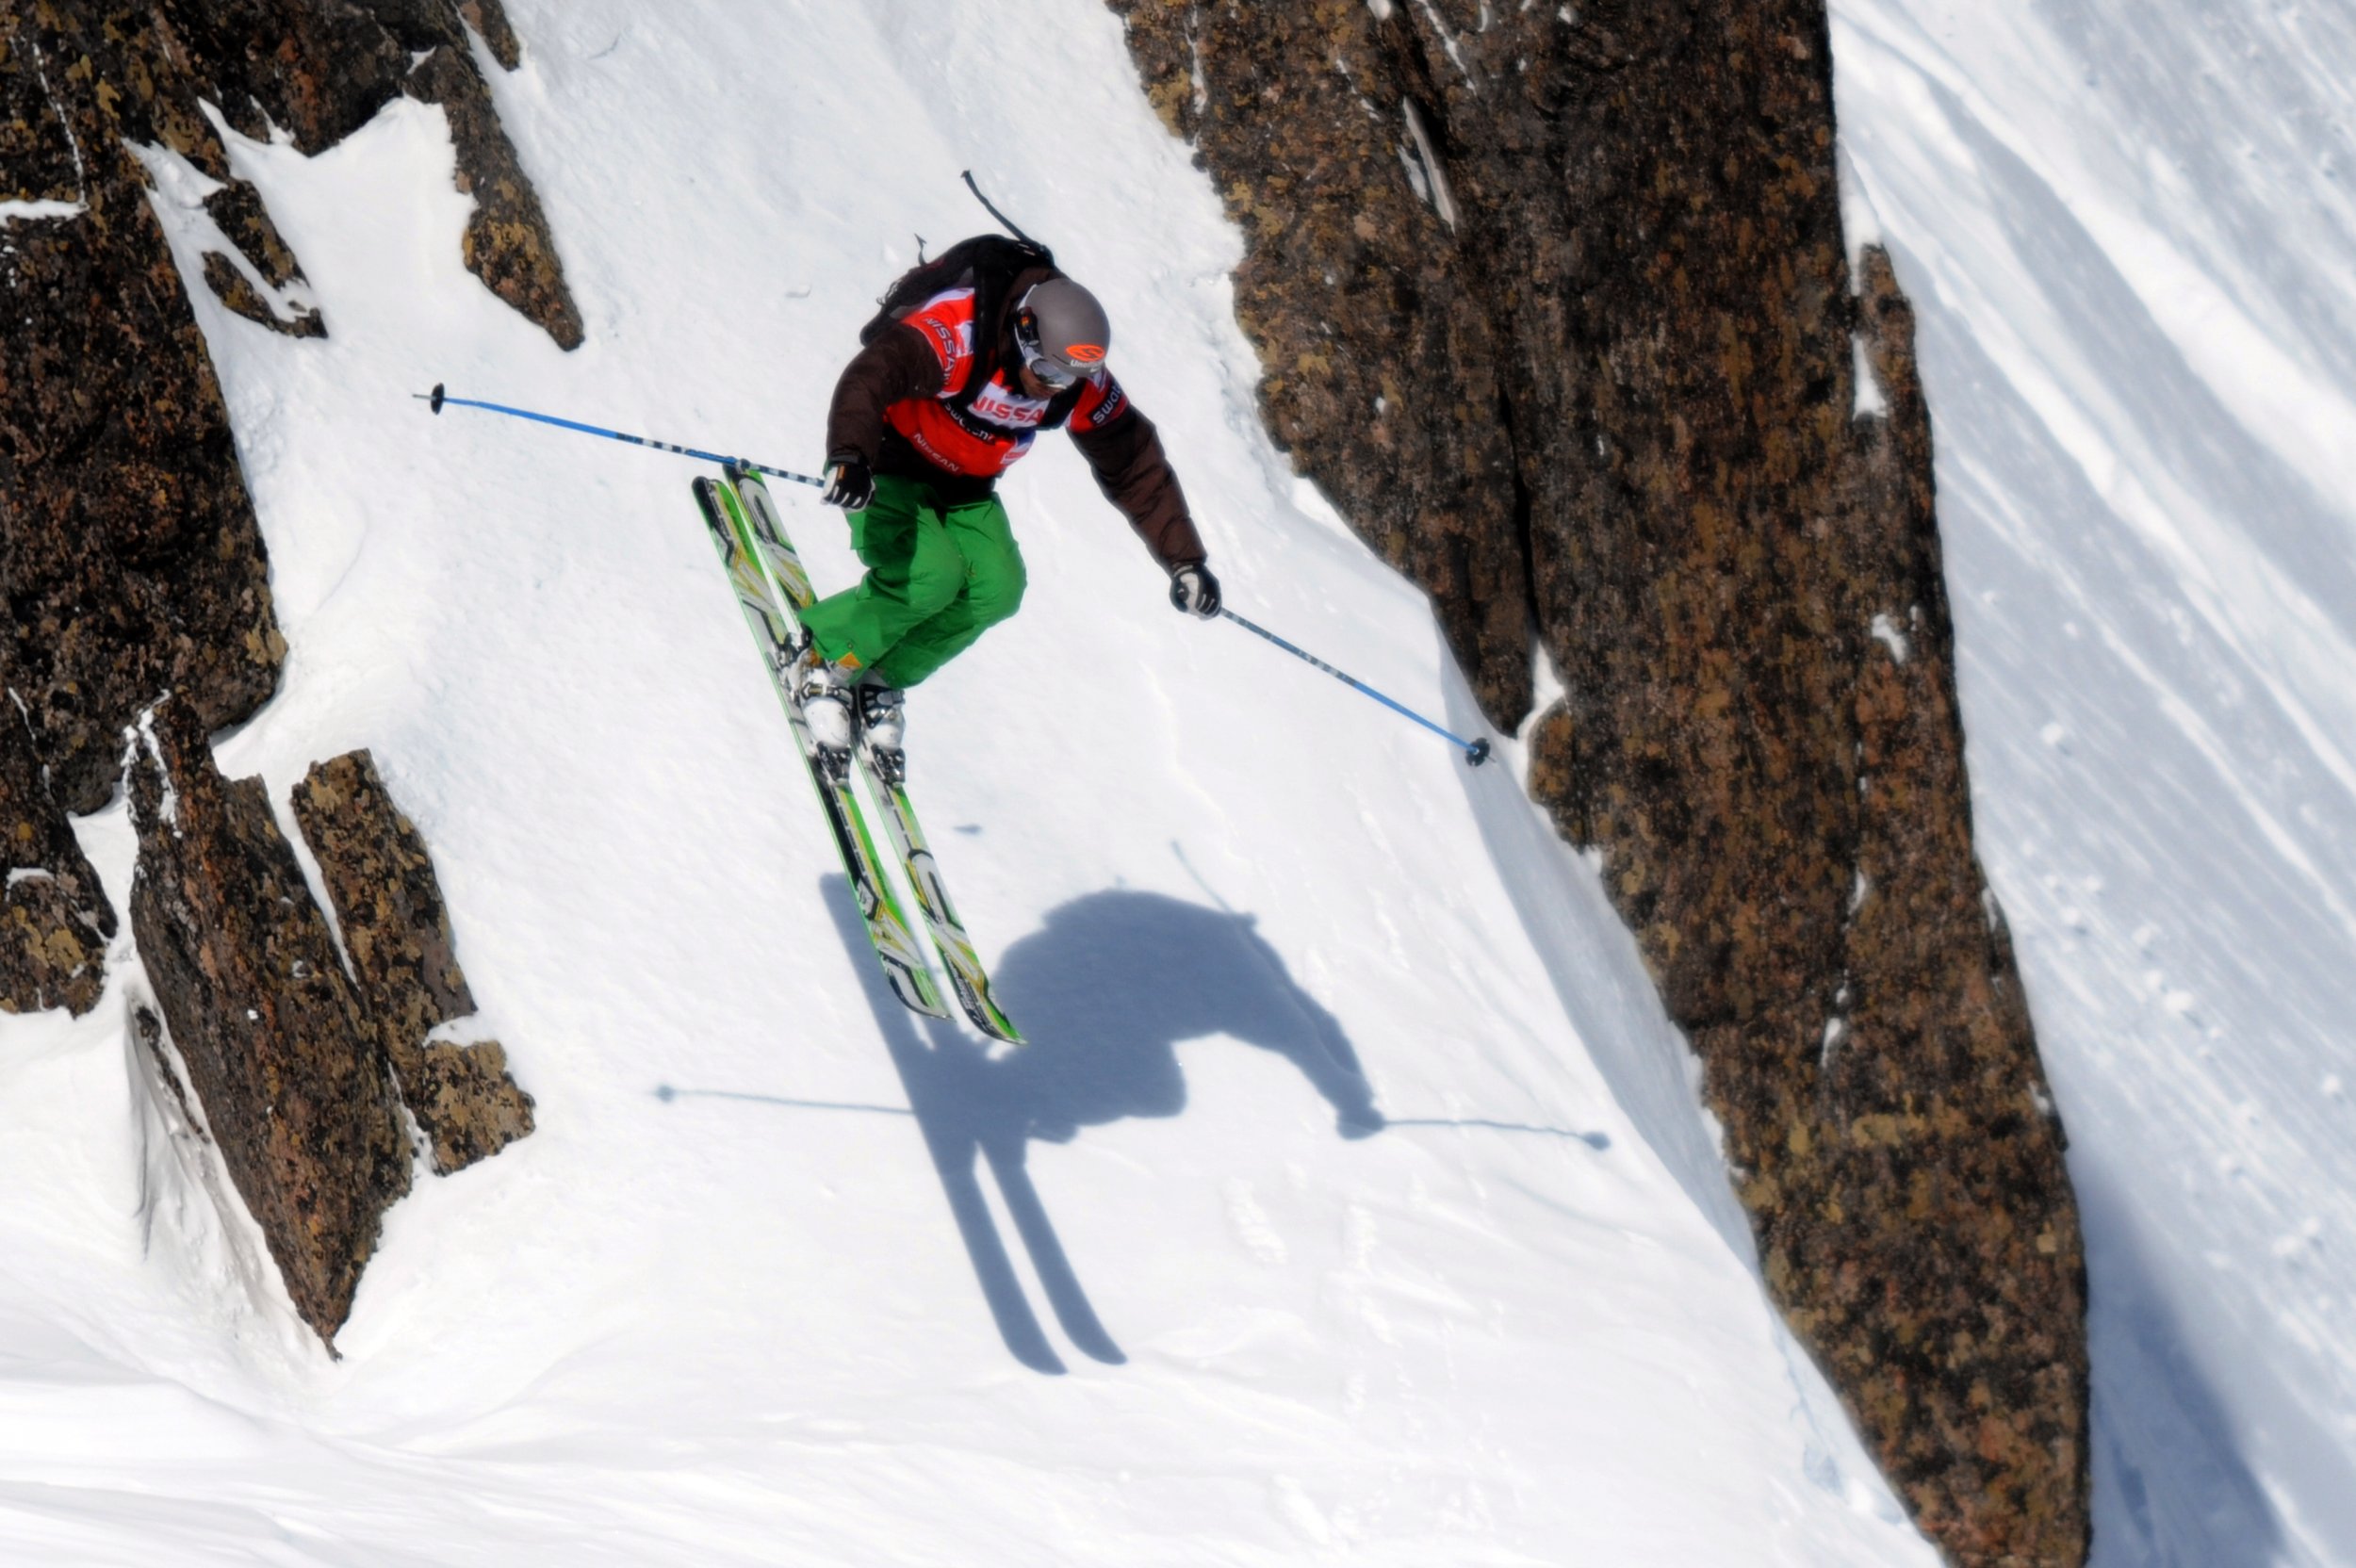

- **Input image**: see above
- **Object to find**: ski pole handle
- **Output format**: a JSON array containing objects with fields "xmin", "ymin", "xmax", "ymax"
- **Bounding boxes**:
[
  {"xmin": 1219, "ymin": 608, "xmax": 1491, "ymax": 766},
  {"xmin": 417, "ymin": 384, "xmax": 825, "ymax": 488}
]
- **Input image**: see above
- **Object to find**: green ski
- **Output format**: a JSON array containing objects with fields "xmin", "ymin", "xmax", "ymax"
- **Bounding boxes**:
[
  {"xmin": 852, "ymin": 754, "xmax": 1023, "ymax": 1044},
  {"xmin": 722, "ymin": 467, "xmax": 1023, "ymax": 1043},
  {"xmin": 692, "ymin": 469, "xmax": 943, "ymax": 1021}
]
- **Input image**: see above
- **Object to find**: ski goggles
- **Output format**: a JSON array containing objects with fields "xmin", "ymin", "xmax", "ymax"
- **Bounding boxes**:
[{"xmin": 1014, "ymin": 311, "xmax": 1088, "ymax": 389}]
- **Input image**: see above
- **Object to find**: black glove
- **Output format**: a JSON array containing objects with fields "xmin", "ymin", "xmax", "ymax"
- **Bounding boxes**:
[
  {"xmin": 823, "ymin": 453, "xmax": 875, "ymax": 513},
  {"xmin": 1169, "ymin": 563, "xmax": 1221, "ymax": 619}
]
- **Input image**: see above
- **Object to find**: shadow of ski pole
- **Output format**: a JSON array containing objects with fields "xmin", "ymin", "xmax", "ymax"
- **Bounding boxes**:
[
  {"xmin": 1383, "ymin": 1118, "xmax": 1612, "ymax": 1149},
  {"xmin": 652, "ymin": 1085, "xmax": 913, "ymax": 1118}
]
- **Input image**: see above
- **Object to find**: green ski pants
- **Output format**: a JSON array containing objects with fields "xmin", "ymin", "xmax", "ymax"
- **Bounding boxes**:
[{"xmin": 798, "ymin": 473, "xmax": 1028, "ymax": 689}]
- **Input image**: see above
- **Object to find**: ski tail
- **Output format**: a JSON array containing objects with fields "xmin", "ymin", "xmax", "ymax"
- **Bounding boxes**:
[{"xmin": 861, "ymin": 766, "xmax": 1023, "ymax": 1044}]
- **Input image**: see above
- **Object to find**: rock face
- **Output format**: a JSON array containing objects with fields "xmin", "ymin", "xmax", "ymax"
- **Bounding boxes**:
[
  {"xmin": 126, "ymin": 696, "xmax": 411, "ymax": 1345},
  {"xmin": 124, "ymin": 712, "xmax": 532, "ymax": 1340},
  {"xmin": 1, "ymin": 19, "xmax": 286, "ymax": 816},
  {"xmin": 292, "ymin": 751, "xmax": 533, "ymax": 1174},
  {"xmin": 1, "ymin": 0, "xmax": 579, "ymax": 798},
  {"xmin": 199, "ymin": 182, "xmax": 325, "ymax": 336},
  {"xmin": 1108, "ymin": 4, "xmax": 2088, "ymax": 1562},
  {"xmin": 4, "ymin": 2, "xmax": 561, "ymax": 1336},
  {"xmin": 0, "ymin": 696, "xmax": 115, "ymax": 1016},
  {"xmin": 402, "ymin": 29, "xmax": 583, "ymax": 350},
  {"xmin": 203, "ymin": 181, "xmax": 308, "ymax": 296},
  {"xmin": 202, "ymin": 249, "xmax": 326, "ymax": 337},
  {"xmin": 1113, "ymin": 4, "xmax": 1531, "ymax": 721}
]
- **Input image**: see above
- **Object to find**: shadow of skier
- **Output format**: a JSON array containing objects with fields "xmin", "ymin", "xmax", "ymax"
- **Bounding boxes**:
[
  {"xmin": 989, "ymin": 889, "xmax": 1385, "ymax": 1144},
  {"xmin": 820, "ymin": 877, "xmax": 1383, "ymax": 1375}
]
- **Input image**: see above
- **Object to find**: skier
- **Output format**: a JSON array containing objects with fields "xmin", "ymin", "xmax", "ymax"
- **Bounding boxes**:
[{"xmin": 793, "ymin": 237, "xmax": 1221, "ymax": 765}]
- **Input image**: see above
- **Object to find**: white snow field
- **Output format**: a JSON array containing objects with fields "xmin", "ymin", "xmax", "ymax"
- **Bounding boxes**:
[
  {"xmin": 1834, "ymin": 1, "xmax": 2356, "ymax": 1563},
  {"xmin": 0, "ymin": 0, "xmax": 2342, "ymax": 1562}
]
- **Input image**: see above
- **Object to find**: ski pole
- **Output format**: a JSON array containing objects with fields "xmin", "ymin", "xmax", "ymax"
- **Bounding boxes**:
[
  {"xmin": 1219, "ymin": 609, "xmax": 1491, "ymax": 766},
  {"xmin": 414, "ymin": 384, "xmax": 824, "ymax": 488}
]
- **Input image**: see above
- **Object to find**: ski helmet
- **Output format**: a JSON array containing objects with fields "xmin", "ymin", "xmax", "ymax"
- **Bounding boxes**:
[{"xmin": 1014, "ymin": 279, "xmax": 1111, "ymax": 388}]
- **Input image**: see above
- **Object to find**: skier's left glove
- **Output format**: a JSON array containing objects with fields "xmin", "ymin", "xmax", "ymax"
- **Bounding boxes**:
[
  {"xmin": 823, "ymin": 452, "xmax": 875, "ymax": 513},
  {"xmin": 1169, "ymin": 563, "xmax": 1221, "ymax": 619}
]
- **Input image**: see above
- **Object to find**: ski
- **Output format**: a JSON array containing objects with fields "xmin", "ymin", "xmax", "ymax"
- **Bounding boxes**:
[
  {"xmin": 720, "ymin": 467, "xmax": 1023, "ymax": 1045},
  {"xmin": 691, "ymin": 469, "xmax": 944, "ymax": 1021},
  {"xmin": 855, "ymin": 757, "xmax": 1023, "ymax": 1043}
]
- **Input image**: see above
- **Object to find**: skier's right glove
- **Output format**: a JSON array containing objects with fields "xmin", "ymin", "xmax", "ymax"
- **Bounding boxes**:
[
  {"xmin": 1169, "ymin": 563, "xmax": 1221, "ymax": 619},
  {"xmin": 823, "ymin": 453, "xmax": 875, "ymax": 513}
]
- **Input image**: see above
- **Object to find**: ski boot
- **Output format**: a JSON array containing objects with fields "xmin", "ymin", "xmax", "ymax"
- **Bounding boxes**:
[
  {"xmin": 857, "ymin": 680, "xmax": 908, "ymax": 783},
  {"xmin": 790, "ymin": 642, "xmax": 856, "ymax": 759}
]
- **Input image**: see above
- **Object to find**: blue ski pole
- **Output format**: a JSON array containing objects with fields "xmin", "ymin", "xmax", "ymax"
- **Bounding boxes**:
[
  {"xmin": 415, "ymin": 384, "xmax": 824, "ymax": 488},
  {"xmin": 1219, "ymin": 609, "xmax": 1491, "ymax": 766}
]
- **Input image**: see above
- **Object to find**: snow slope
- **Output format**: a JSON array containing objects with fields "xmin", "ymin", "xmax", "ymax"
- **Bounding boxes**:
[
  {"xmin": 8, "ymin": 1, "xmax": 2347, "ymax": 1560},
  {"xmin": 0, "ymin": 4, "xmax": 1938, "ymax": 1563},
  {"xmin": 1833, "ymin": 2, "xmax": 2356, "ymax": 1562}
]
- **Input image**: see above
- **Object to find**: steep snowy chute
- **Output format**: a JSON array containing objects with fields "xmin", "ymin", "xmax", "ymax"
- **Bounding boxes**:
[{"xmin": 6, "ymin": 0, "xmax": 2346, "ymax": 1563}]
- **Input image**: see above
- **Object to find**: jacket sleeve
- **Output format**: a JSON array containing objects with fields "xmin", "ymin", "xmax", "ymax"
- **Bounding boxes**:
[
  {"xmin": 824, "ymin": 324, "xmax": 945, "ymax": 463},
  {"xmin": 1069, "ymin": 399, "xmax": 1207, "ymax": 570}
]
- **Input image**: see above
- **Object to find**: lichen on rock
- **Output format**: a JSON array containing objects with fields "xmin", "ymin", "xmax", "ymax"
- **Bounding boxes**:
[
  {"xmin": 204, "ymin": 180, "xmax": 307, "ymax": 289},
  {"xmin": 403, "ymin": 39, "xmax": 583, "ymax": 351},
  {"xmin": 125, "ymin": 695, "xmax": 411, "ymax": 1346},
  {"xmin": 201, "ymin": 249, "xmax": 327, "ymax": 337},
  {"xmin": 0, "ymin": 694, "xmax": 117, "ymax": 1016},
  {"xmin": 292, "ymin": 750, "xmax": 533, "ymax": 1175}
]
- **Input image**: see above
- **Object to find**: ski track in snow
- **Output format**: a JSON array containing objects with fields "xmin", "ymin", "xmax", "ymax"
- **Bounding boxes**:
[{"xmin": 0, "ymin": 0, "xmax": 2346, "ymax": 1561}]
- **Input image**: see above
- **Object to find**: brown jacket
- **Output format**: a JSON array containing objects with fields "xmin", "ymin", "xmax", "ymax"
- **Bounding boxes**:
[{"xmin": 824, "ymin": 268, "xmax": 1206, "ymax": 569}]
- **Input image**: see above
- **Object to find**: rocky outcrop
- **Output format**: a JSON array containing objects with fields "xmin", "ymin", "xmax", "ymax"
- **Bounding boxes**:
[
  {"xmin": 200, "ymin": 181, "xmax": 325, "ymax": 336},
  {"xmin": 293, "ymin": 751, "xmax": 533, "ymax": 1174},
  {"xmin": 1113, "ymin": 5, "xmax": 1530, "ymax": 720},
  {"xmin": 1109, "ymin": 3, "xmax": 2087, "ymax": 1562},
  {"xmin": 0, "ymin": 695, "xmax": 115, "ymax": 1016},
  {"xmin": 203, "ymin": 181, "xmax": 307, "ymax": 294},
  {"xmin": 126, "ymin": 695, "xmax": 410, "ymax": 1345},
  {"xmin": 402, "ymin": 31, "xmax": 583, "ymax": 350},
  {"xmin": 123, "ymin": 710, "xmax": 532, "ymax": 1340},
  {"xmin": 1, "ymin": 0, "xmax": 577, "ymax": 806},
  {"xmin": 3, "ymin": 1, "xmax": 579, "ymax": 351},
  {"xmin": 3, "ymin": 2, "xmax": 555, "ymax": 1336},
  {"xmin": 202, "ymin": 250, "xmax": 326, "ymax": 337},
  {"xmin": 1, "ymin": 19, "xmax": 287, "ymax": 815}
]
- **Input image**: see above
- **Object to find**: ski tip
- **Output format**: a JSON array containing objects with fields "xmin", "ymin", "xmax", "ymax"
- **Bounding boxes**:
[{"xmin": 1465, "ymin": 738, "xmax": 1493, "ymax": 768}]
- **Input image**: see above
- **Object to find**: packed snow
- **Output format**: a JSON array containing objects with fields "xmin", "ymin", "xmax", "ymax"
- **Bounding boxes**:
[{"xmin": 0, "ymin": 0, "xmax": 2345, "ymax": 1562}]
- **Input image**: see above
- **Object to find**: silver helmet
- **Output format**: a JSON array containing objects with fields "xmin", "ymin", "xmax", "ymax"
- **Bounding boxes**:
[{"xmin": 1014, "ymin": 279, "xmax": 1111, "ymax": 389}]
